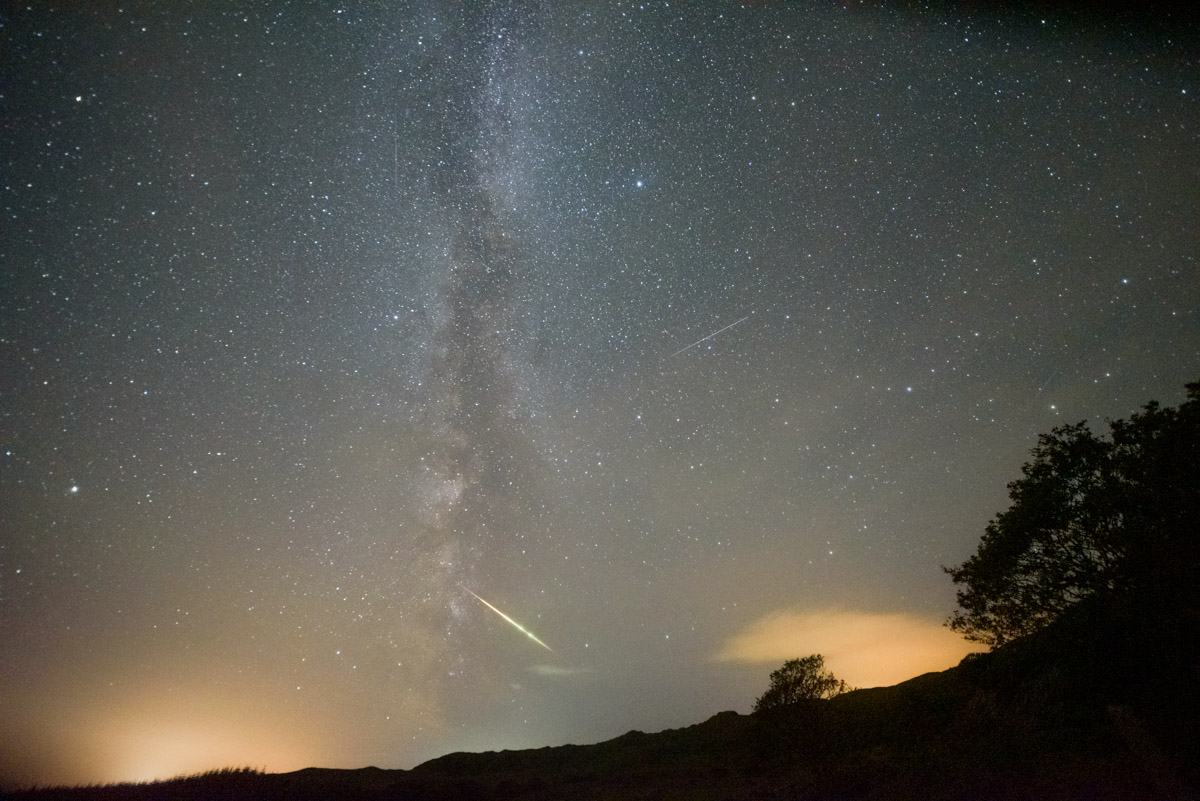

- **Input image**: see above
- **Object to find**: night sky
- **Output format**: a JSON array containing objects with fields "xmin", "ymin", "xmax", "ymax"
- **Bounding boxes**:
[{"xmin": 2, "ymin": 2, "xmax": 1196, "ymax": 788}]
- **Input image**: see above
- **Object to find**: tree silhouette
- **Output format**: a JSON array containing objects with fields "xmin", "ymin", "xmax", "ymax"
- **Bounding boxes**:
[
  {"xmin": 946, "ymin": 381, "xmax": 1200, "ymax": 646},
  {"xmin": 753, "ymin": 654, "xmax": 848, "ymax": 713}
]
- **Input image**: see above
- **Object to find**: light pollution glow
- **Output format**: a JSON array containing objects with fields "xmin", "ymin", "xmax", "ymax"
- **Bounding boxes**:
[{"xmin": 4, "ymin": 684, "xmax": 326, "ymax": 787}]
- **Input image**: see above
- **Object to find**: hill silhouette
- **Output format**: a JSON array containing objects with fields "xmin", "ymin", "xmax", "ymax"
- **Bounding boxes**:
[{"xmin": 7, "ymin": 589, "xmax": 1198, "ymax": 801}]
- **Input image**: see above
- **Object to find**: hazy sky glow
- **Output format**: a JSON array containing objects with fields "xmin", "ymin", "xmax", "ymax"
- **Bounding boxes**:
[{"xmin": 1, "ymin": 2, "xmax": 1196, "ymax": 788}]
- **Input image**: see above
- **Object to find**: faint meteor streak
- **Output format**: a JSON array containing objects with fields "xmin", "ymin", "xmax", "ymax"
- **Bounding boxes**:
[
  {"xmin": 668, "ymin": 315, "xmax": 750, "ymax": 357},
  {"xmin": 463, "ymin": 587, "xmax": 555, "ymax": 653}
]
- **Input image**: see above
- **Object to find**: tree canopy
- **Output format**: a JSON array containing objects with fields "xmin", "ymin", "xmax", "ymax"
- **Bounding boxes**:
[
  {"xmin": 753, "ymin": 654, "xmax": 848, "ymax": 713},
  {"xmin": 946, "ymin": 381, "xmax": 1200, "ymax": 647}
]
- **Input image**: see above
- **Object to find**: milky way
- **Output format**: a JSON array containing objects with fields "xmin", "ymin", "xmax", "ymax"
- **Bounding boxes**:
[{"xmin": 403, "ymin": 4, "xmax": 548, "ymax": 671}]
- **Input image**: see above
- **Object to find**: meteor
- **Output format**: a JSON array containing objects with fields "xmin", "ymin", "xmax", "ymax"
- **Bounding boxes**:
[
  {"xmin": 463, "ymin": 587, "xmax": 555, "ymax": 654},
  {"xmin": 668, "ymin": 315, "xmax": 750, "ymax": 357}
]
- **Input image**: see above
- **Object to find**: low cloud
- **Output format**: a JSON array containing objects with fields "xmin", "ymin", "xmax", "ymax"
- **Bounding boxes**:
[
  {"xmin": 714, "ymin": 608, "xmax": 984, "ymax": 688},
  {"xmin": 528, "ymin": 664, "xmax": 594, "ymax": 678}
]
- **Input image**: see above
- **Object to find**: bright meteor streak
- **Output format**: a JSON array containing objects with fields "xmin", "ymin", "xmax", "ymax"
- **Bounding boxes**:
[
  {"xmin": 668, "ymin": 315, "xmax": 750, "ymax": 357},
  {"xmin": 463, "ymin": 587, "xmax": 555, "ymax": 654}
]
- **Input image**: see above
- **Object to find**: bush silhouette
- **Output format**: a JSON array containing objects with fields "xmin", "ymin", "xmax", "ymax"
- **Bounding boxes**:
[{"xmin": 753, "ymin": 654, "xmax": 848, "ymax": 713}]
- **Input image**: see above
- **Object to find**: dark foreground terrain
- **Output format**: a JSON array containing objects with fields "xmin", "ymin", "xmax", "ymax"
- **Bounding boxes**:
[{"xmin": 7, "ymin": 596, "xmax": 1198, "ymax": 801}]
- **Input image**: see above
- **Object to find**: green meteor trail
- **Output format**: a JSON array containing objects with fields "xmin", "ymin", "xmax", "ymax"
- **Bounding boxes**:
[{"xmin": 463, "ymin": 587, "xmax": 555, "ymax": 654}]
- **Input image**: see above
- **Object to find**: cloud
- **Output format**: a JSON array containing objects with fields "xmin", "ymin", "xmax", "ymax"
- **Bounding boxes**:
[
  {"xmin": 714, "ymin": 608, "xmax": 984, "ymax": 688},
  {"xmin": 528, "ymin": 664, "xmax": 594, "ymax": 678}
]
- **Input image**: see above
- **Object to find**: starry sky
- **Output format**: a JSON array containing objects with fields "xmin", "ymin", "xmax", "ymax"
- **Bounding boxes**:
[{"xmin": 1, "ymin": 2, "xmax": 1197, "ymax": 788}]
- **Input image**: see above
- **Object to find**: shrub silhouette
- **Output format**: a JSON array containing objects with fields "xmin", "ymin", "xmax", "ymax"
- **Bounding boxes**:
[{"xmin": 753, "ymin": 654, "xmax": 848, "ymax": 713}]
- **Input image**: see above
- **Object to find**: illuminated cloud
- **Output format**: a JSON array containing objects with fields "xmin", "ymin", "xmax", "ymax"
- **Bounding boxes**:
[
  {"xmin": 714, "ymin": 608, "xmax": 985, "ymax": 688},
  {"xmin": 528, "ymin": 664, "xmax": 595, "ymax": 678}
]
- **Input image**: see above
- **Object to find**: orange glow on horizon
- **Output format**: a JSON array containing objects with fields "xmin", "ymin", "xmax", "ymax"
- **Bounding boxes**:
[
  {"xmin": 97, "ymin": 716, "xmax": 318, "ymax": 784},
  {"xmin": 60, "ymin": 687, "xmax": 330, "ymax": 786}
]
